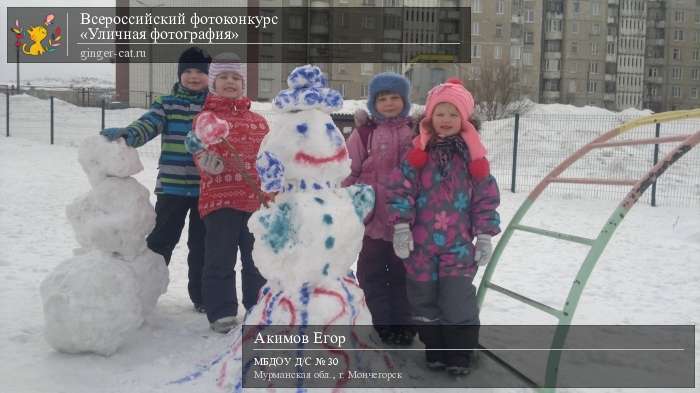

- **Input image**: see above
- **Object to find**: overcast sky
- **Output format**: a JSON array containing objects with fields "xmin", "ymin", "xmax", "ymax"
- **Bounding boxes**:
[{"xmin": 1, "ymin": 0, "xmax": 115, "ymax": 83}]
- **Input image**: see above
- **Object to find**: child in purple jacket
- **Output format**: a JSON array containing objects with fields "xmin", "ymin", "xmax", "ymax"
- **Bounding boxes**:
[
  {"xmin": 342, "ymin": 72, "xmax": 416, "ymax": 346},
  {"xmin": 388, "ymin": 78, "xmax": 501, "ymax": 375}
]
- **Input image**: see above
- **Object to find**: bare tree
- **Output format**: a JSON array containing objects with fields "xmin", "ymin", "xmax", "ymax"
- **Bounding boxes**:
[{"xmin": 464, "ymin": 58, "xmax": 531, "ymax": 120}]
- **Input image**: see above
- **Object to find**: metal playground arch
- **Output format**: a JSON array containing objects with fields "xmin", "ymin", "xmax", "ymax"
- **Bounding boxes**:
[{"xmin": 476, "ymin": 108, "xmax": 700, "ymax": 391}]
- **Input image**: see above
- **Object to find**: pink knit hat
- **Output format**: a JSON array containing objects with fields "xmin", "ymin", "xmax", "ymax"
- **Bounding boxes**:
[
  {"xmin": 407, "ymin": 78, "xmax": 490, "ymax": 179},
  {"xmin": 208, "ymin": 52, "xmax": 246, "ymax": 94}
]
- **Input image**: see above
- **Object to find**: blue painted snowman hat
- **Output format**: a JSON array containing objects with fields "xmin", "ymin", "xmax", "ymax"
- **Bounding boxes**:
[{"xmin": 273, "ymin": 65, "xmax": 343, "ymax": 113}]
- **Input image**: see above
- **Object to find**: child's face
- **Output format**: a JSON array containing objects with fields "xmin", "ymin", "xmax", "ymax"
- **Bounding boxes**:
[
  {"xmin": 375, "ymin": 93, "xmax": 404, "ymax": 118},
  {"xmin": 431, "ymin": 102, "xmax": 462, "ymax": 138},
  {"xmin": 180, "ymin": 68, "xmax": 208, "ymax": 92},
  {"xmin": 214, "ymin": 72, "xmax": 244, "ymax": 99}
]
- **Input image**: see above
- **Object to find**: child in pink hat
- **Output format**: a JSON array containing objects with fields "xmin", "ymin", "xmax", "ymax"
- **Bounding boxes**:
[{"xmin": 387, "ymin": 78, "xmax": 501, "ymax": 375}]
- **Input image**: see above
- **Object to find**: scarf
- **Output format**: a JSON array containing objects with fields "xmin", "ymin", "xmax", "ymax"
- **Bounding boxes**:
[{"xmin": 427, "ymin": 134, "xmax": 470, "ymax": 177}]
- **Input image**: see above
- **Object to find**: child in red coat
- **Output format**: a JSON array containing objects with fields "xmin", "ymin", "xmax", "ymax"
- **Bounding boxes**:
[{"xmin": 185, "ymin": 53, "xmax": 268, "ymax": 333}]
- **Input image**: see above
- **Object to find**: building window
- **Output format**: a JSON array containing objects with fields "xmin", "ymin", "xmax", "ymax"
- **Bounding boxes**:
[
  {"xmin": 649, "ymin": 86, "xmax": 657, "ymax": 97},
  {"xmin": 591, "ymin": 42, "xmax": 599, "ymax": 56},
  {"xmin": 473, "ymin": 0, "xmax": 481, "ymax": 13},
  {"xmin": 496, "ymin": 24, "xmax": 503, "ymax": 38},
  {"xmin": 573, "ymin": 1, "xmax": 580, "ymax": 14},
  {"xmin": 571, "ymin": 41, "xmax": 578, "ymax": 54},
  {"xmin": 674, "ymin": 29, "xmax": 684, "ymax": 41},
  {"xmin": 587, "ymin": 80, "xmax": 597, "ymax": 93},
  {"xmin": 691, "ymin": 87, "xmax": 699, "ymax": 98},
  {"xmin": 675, "ymin": 11, "xmax": 685, "ymax": 23},
  {"xmin": 569, "ymin": 80, "xmax": 577, "ymax": 93},
  {"xmin": 592, "ymin": 23, "xmax": 600, "ymax": 35},
  {"xmin": 362, "ymin": 39, "xmax": 373, "ymax": 53},
  {"xmin": 672, "ymin": 86, "xmax": 681, "ymax": 97},
  {"xmin": 497, "ymin": 0, "xmax": 504, "ymax": 14},
  {"xmin": 673, "ymin": 48, "xmax": 682, "ymax": 60},
  {"xmin": 672, "ymin": 67, "xmax": 682, "ymax": 80},
  {"xmin": 361, "ymin": 84, "xmax": 369, "ymax": 97},
  {"xmin": 362, "ymin": 16, "xmax": 375, "ymax": 29},
  {"xmin": 525, "ymin": 32, "xmax": 534, "ymax": 44},
  {"xmin": 472, "ymin": 44, "xmax": 481, "ymax": 58},
  {"xmin": 472, "ymin": 22, "xmax": 480, "ymax": 36},
  {"xmin": 260, "ymin": 79, "xmax": 272, "ymax": 92},
  {"xmin": 523, "ymin": 50, "xmax": 533, "ymax": 66},
  {"xmin": 589, "ymin": 62, "xmax": 599, "ymax": 74},
  {"xmin": 494, "ymin": 46, "xmax": 503, "ymax": 59},
  {"xmin": 525, "ymin": 8, "xmax": 534, "ymax": 23},
  {"xmin": 572, "ymin": 21, "xmax": 578, "ymax": 34},
  {"xmin": 694, "ymin": 49, "xmax": 700, "ymax": 61},
  {"xmin": 469, "ymin": 66, "xmax": 481, "ymax": 80},
  {"xmin": 692, "ymin": 68, "xmax": 700, "ymax": 80},
  {"xmin": 648, "ymin": 67, "xmax": 658, "ymax": 77},
  {"xmin": 592, "ymin": 2, "xmax": 600, "ymax": 16},
  {"xmin": 361, "ymin": 63, "xmax": 373, "ymax": 75}
]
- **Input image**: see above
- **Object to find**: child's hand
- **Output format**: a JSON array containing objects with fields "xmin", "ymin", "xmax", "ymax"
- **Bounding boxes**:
[
  {"xmin": 474, "ymin": 234, "xmax": 493, "ymax": 266},
  {"xmin": 196, "ymin": 151, "xmax": 225, "ymax": 175},
  {"xmin": 392, "ymin": 223, "xmax": 414, "ymax": 259}
]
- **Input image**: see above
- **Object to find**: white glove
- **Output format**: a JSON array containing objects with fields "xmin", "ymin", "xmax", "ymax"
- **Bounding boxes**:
[
  {"xmin": 197, "ymin": 151, "xmax": 225, "ymax": 175},
  {"xmin": 392, "ymin": 223, "xmax": 414, "ymax": 259},
  {"xmin": 474, "ymin": 234, "xmax": 493, "ymax": 266}
]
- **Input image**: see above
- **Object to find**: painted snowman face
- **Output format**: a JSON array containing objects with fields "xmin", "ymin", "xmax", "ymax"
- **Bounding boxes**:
[{"xmin": 268, "ymin": 109, "xmax": 351, "ymax": 190}]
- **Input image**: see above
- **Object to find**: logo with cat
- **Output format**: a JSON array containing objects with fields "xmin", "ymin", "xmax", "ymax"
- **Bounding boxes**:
[{"xmin": 11, "ymin": 14, "xmax": 62, "ymax": 56}]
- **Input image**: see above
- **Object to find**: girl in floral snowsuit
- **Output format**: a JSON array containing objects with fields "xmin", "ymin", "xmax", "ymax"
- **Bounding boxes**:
[{"xmin": 388, "ymin": 78, "xmax": 500, "ymax": 375}]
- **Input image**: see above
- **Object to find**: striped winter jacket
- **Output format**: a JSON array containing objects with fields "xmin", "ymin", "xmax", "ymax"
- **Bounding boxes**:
[{"xmin": 124, "ymin": 82, "xmax": 206, "ymax": 197}]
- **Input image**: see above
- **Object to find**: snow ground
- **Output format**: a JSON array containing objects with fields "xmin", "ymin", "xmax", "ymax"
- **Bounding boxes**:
[{"xmin": 1, "ymin": 96, "xmax": 699, "ymax": 392}]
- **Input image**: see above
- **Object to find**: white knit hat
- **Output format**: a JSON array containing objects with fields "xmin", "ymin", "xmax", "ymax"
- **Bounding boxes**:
[{"xmin": 208, "ymin": 52, "xmax": 247, "ymax": 94}]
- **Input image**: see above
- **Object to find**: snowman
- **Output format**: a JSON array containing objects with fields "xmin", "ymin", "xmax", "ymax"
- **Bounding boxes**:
[
  {"xmin": 40, "ymin": 136, "xmax": 169, "ymax": 356},
  {"xmin": 171, "ymin": 65, "xmax": 396, "ymax": 392}
]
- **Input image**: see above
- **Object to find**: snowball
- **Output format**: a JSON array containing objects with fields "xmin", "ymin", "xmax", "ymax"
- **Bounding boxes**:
[
  {"xmin": 66, "ymin": 177, "xmax": 155, "ymax": 258},
  {"xmin": 78, "ymin": 135, "xmax": 143, "ymax": 187},
  {"xmin": 121, "ymin": 249, "xmax": 169, "ymax": 317},
  {"xmin": 40, "ymin": 251, "xmax": 143, "ymax": 356}
]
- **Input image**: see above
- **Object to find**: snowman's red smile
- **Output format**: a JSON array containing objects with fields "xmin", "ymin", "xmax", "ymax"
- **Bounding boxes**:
[{"xmin": 294, "ymin": 148, "xmax": 347, "ymax": 165}]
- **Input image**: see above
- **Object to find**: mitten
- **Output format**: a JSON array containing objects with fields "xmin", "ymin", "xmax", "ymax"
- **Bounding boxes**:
[
  {"xmin": 196, "ymin": 151, "xmax": 225, "ymax": 175},
  {"xmin": 100, "ymin": 128, "xmax": 135, "ymax": 146},
  {"xmin": 474, "ymin": 234, "xmax": 493, "ymax": 266},
  {"xmin": 392, "ymin": 223, "xmax": 414, "ymax": 259}
]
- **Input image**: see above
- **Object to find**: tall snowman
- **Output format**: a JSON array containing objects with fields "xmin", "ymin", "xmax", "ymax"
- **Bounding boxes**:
[
  {"xmin": 171, "ymin": 65, "xmax": 395, "ymax": 392},
  {"xmin": 40, "ymin": 136, "xmax": 169, "ymax": 356}
]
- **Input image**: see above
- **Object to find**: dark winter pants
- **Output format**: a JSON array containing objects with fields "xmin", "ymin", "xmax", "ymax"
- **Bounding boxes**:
[
  {"xmin": 356, "ymin": 236, "xmax": 413, "ymax": 328},
  {"xmin": 146, "ymin": 194, "xmax": 205, "ymax": 306},
  {"xmin": 202, "ymin": 208, "xmax": 266, "ymax": 323},
  {"xmin": 406, "ymin": 276, "xmax": 480, "ymax": 367}
]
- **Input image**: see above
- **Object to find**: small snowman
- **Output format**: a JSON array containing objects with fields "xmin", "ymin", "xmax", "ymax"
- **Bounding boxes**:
[
  {"xmin": 40, "ymin": 136, "xmax": 169, "ymax": 356},
  {"xmin": 171, "ymin": 65, "xmax": 395, "ymax": 392}
]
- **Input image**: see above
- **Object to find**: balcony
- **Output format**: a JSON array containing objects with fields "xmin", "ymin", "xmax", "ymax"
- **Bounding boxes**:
[
  {"xmin": 545, "ymin": 31, "xmax": 563, "ymax": 40},
  {"xmin": 604, "ymin": 93, "xmax": 616, "ymax": 101},
  {"xmin": 511, "ymin": 15, "xmax": 523, "ymax": 24},
  {"xmin": 653, "ymin": 38, "xmax": 665, "ymax": 46},
  {"xmin": 606, "ymin": 54, "xmax": 617, "ymax": 62},
  {"xmin": 546, "ymin": 12, "xmax": 564, "ymax": 20},
  {"xmin": 655, "ymin": 20, "xmax": 665, "ymax": 28},
  {"xmin": 645, "ymin": 76, "xmax": 664, "ymax": 84},
  {"xmin": 608, "ymin": 16, "xmax": 615, "ymax": 24},
  {"xmin": 543, "ymin": 70, "xmax": 561, "ymax": 79},
  {"xmin": 544, "ymin": 51, "xmax": 561, "ymax": 59},
  {"xmin": 511, "ymin": 37, "xmax": 522, "ymax": 44},
  {"xmin": 447, "ymin": 10, "xmax": 461, "ymax": 20},
  {"xmin": 646, "ymin": 57, "xmax": 664, "ymax": 66},
  {"xmin": 607, "ymin": 35, "xmax": 616, "ymax": 42},
  {"xmin": 605, "ymin": 74, "xmax": 616, "ymax": 81}
]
